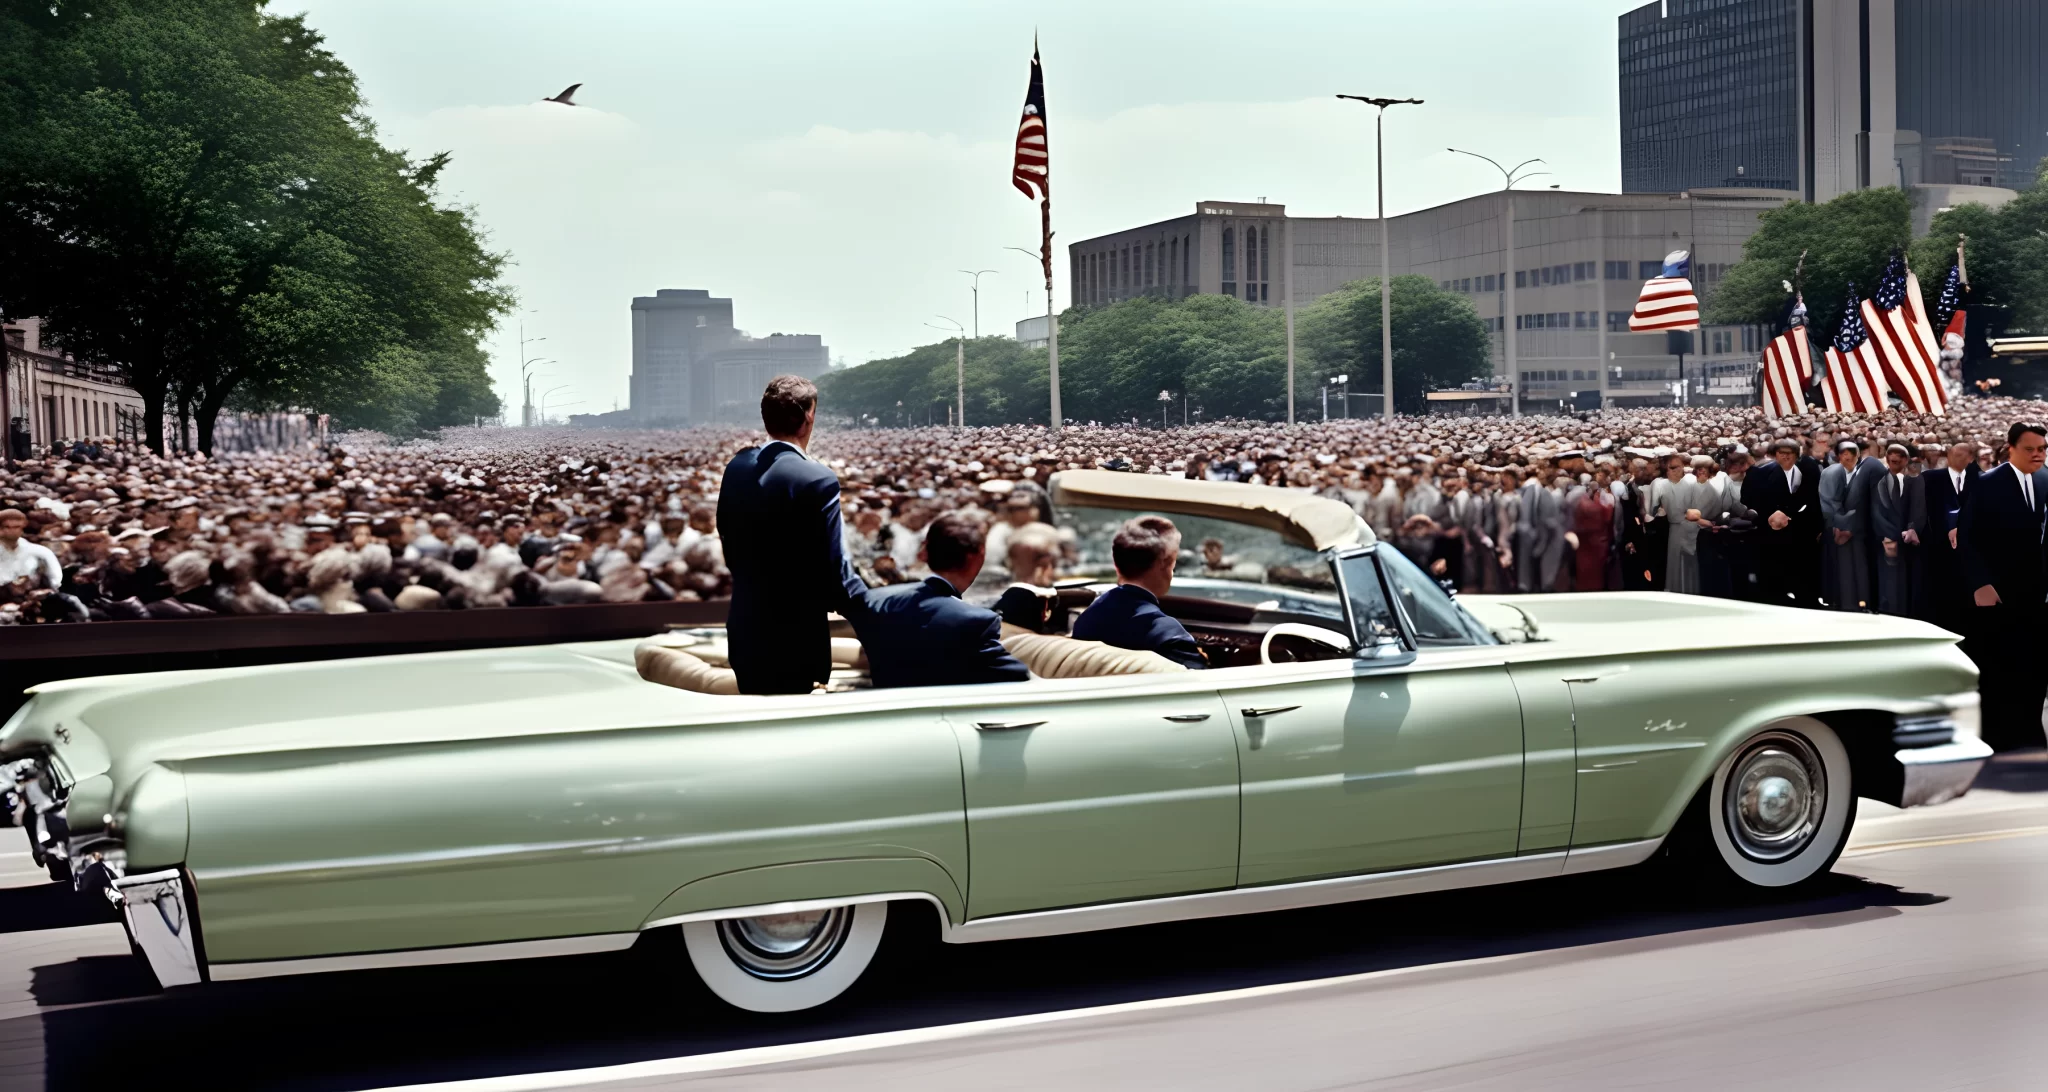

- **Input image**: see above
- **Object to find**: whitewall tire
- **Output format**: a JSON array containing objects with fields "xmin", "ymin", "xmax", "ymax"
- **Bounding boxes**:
[
  {"xmin": 1703, "ymin": 717, "xmax": 1854, "ymax": 888},
  {"xmin": 681, "ymin": 901, "xmax": 888, "ymax": 1012}
]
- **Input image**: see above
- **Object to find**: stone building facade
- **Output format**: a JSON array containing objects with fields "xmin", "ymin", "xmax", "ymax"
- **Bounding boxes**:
[{"xmin": 628, "ymin": 289, "xmax": 829, "ymax": 426}]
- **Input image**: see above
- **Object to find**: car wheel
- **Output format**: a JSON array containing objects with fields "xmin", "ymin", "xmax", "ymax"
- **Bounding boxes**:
[
  {"xmin": 1699, "ymin": 717, "xmax": 1855, "ymax": 888},
  {"xmin": 681, "ymin": 901, "xmax": 888, "ymax": 1013}
]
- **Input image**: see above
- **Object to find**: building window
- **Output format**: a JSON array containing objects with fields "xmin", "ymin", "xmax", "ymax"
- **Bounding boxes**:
[
  {"xmin": 1516, "ymin": 271, "xmax": 1527, "ymax": 289},
  {"xmin": 1168, "ymin": 238, "xmax": 1177, "ymax": 292},
  {"xmin": 1183, "ymin": 234, "xmax": 1191, "ymax": 287},
  {"xmin": 1484, "ymin": 274, "xmax": 1496, "ymax": 293},
  {"xmin": 1639, "ymin": 260, "xmax": 1662, "ymax": 279},
  {"xmin": 1258, "ymin": 224, "xmax": 1270, "ymax": 290},
  {"xmin": 1606, "ymin": 260, "xmax": 1631, "ymax": 280},
  {"xmin": 1221, "ymin": 227, "xmax": 1235, "ymax": 298},
  {"xmin": 1608, "ymin": 311, "xmax": 1629, "ymax": 332}
]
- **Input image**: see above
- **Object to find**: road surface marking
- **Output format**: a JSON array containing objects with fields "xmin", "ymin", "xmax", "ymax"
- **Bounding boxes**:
[
  {"xmin": 1841, "ymin": 825, "xmax": 2048, "ymax": 858},
  {"xmin": 361, "ymin": 950, "xmax": 1542, "ymax": 1092}
]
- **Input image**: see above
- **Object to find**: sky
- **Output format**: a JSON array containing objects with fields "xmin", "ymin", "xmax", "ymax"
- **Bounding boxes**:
[{"xmin": 287, "ymin": 0, "xmax": 1649, "ymax": 418}]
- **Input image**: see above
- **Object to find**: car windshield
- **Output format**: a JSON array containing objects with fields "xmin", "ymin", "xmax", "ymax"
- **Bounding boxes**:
[
  {"xmin": 1054, "ymin": 503, "xmax": 1345, "ymax": 624},
  {"xmin": 1373, "ymin": 546, "xmax": 1498, "ymax": 647}
]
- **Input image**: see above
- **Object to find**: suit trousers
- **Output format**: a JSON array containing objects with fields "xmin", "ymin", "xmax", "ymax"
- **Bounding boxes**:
[{"xmin": 1968, "ymin": 601, "xmax": 2048, "ymax": 752}]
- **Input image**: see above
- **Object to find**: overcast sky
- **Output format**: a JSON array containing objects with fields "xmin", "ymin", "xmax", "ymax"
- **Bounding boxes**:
[{"xmin": 288, "ymin": 0, "xmax": 1646, "ymax": 417}]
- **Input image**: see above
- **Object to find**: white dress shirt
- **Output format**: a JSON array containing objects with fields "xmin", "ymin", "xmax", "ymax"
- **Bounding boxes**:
[{"xmin": 0, "ymin": 538, "xmax": 62, "ymax": 590}]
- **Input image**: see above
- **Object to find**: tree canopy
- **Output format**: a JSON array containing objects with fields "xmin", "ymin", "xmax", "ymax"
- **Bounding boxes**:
[
  {"xmin": 1709, "ymin": 168, "xmax": 2048, "ymax": 340},
  {"xmin": 0, "ymin": 0, "xmax": 509, "ymax": 451},
  {"xmin": 821, "ymin": 277, "xmax": 1491, "ymax": 427}
]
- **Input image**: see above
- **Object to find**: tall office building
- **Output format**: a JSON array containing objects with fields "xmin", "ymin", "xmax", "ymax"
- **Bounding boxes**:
[
  {"xmin": 627, "ymin": 289, "xmax": 828, "ymax": 426},
  {"xmin": 1619, "ymin": 0, "xmax": 2046, "ymax": 202}
]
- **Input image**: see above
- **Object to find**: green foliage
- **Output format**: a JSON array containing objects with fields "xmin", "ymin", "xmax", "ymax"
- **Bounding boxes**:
[
  {"xmin": 1295, "ymin": 276, "xmax": 1493, "ymax": 415},
  {"xmin": 0, "ymin": 0, "xmax": 508, "ymax": 450},
  {"xmin": 1912, "ymin": 159, "xmax": 2048, "ymax": 336},
  {"xmin": 822, "ymin": 279, "xmax": 1491, "ymax": 427},
  {"xmin": 1706, "ymin": 188, "xmax": 1914, "ymax": 332},
  {"xmin": 818, "ymin": 336, "xmax": 1048, "ymax": 427}
]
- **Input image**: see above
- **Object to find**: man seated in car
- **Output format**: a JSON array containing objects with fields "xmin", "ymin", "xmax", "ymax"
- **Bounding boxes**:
[
  {"xmin": 993, "ymin": 525, "xmax": 1067, "ymax": 634},
  {"xmin": 852, "ymin": 512, "xmax": 1030, "ymax": 689},
  {"xmin": 1071, "ymin": 516, "xmax": 1207, "ymax": 669}
]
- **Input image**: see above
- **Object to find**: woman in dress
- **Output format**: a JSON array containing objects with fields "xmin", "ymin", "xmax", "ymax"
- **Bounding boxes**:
[
  {"xmin": 1571, "ymin": 465, "xmax": 1617, "ymax": 591},
  {"xmin": 1664, "ymin": 456, "xmax": 1720, "ymax": 595}
]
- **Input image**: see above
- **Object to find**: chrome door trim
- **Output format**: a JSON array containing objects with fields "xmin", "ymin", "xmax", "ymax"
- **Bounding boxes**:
[
  {"xmin": 941, "ymin": 838, "xmax": 1663, "ymax": 944},
  {"xmin": 207, "ymin": 931, "xmax": 639, "ymax": 982},
  {"xmin": 1239, "ymin": 705, "xmax": 1301, "ymax": 719},
  {"xmin": 1559, "ymin": 837, "xmax": 1667, "ymax": 875},
  {"xmin": 1161, "ymin": 713, "xmax": 1213, "ymax": 723},
  {"xmin": 973, "ymin": 720, "xmax": 1047, "ymax": 732}
]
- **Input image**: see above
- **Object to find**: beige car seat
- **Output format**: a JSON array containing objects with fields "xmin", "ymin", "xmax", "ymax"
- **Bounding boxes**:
[
  {"xmin": 999, "ymin": 625, "xmax": 1185, "ymax": 678},
  {"xmin": 635, "ymin": 632, "xmax": 869, "ymax": 695}
]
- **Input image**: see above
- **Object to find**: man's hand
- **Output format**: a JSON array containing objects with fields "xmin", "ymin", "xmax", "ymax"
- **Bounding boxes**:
[
  {"xmin": 1625, "ymin": 542, "xmax": 1635, "ymax": 555},
  {"xmin": 1834, "ymin": 528, "xmax": 1852, "ymax": 545},
  {"xmin": 1429, "ymin": 558, "xmax": 1448, "ymax": 575},
  {"xmin": 1949, "ymin": 528, "xmax": 1958, "ymax": 549},
  {"xmin": 1497, "ymin": 548, "xmax": 1513, "ymax": 568},
  {"xmin": 1975, "ymin": 584, "xmax": 2002, "ymax": 607},
  {"xmin": 1684, "ymin": 508, "xmax": 1702, "ymax": 523},
  {"xmin": 1883, "ymin": 538, "xmax": 1898, "ymax": 559},
  {"xmin": 1564, "ymin": 531, "xmax": 1580, "ymax": 550},
  {"xmin": 1902, "ymin": 529, "xmax": 1920, "ymax": 546},
  {"xmin": 1768, "ymin": 511, "xmax": 1790, "ymax": 531}
]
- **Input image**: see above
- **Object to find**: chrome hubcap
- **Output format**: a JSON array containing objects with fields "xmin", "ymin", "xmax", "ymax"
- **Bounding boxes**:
[
  {"xmin": 716, "ymin": 908, "xmax": 851, "ymax": 980},
  {"xmin": 1724, "ymin": 733, "xmax": 1825, "ymax": 862}
]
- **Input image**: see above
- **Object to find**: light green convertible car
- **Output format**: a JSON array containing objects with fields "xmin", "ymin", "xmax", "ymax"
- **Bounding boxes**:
[{"xmin": 0, "ymin": 471, "xmax": 1989, "ymax": 1012}]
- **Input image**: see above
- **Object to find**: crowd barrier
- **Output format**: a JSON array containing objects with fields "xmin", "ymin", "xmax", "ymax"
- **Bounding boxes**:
[{"xmin": 0, "ymin": 600, "xmax": 731, "ymax": 720}]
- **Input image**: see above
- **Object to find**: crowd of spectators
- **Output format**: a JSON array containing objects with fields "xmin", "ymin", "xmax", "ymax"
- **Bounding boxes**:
[{"xmin": 4, "ymin": 395, "xmax": 2046, "ymax": 626}]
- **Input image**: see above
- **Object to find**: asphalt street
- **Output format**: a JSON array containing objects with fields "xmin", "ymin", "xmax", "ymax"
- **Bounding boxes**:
[{"xmin": 0, "ymin": 752, "xmax": 2041, "ymax": 1092}]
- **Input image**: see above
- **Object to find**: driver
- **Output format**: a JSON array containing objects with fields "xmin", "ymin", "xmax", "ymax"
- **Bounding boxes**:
[{"xmin": 1071, "ymin": 516, "xmax": 1207, "ymax": 669}]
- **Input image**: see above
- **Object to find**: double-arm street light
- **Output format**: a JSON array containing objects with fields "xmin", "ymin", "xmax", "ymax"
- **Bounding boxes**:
[
  {"xmin": 539, "ymin": 385, "xmax": 573, "ymax": 425},
  {"xmin": 925, "ymin": 316, "xmax": 966, "ymax": 428},
  {"xmin": 1337, "ymin": 95, "xmax": 1423, "ymax": 421},
  {"xmin": 959, "ymin": 269, "xmax": 997, "ymax": 338},
  {"xmin": 1447, "ymin": 148, "xmax": 1551, "ymax": 417}
]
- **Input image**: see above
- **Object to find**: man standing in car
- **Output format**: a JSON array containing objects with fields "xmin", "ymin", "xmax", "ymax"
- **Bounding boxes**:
[{"xmin": 718, "ymin": 376, "xmax": 867, "ymax": 694}]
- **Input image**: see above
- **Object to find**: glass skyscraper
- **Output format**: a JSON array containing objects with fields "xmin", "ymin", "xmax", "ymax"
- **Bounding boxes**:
[
  {"xmin": 1894, "ymin": 0, "xmax": 2048, "ymax": 191},
  {"xmin": 1619, "ymin": 0, "xmax": 1804, "ymax": 194}
]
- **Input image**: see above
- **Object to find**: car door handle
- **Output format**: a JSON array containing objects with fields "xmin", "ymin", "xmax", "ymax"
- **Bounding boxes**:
[
  {"xmin": 1162, "ymin": 713, "xmax": 1212, "ymax": 722},
  {"xmin": 1240, "ymin": 705, "xmax": 1301, "ymax": 719},
  {"xmin": 974, "ymin": 720, "xmax": 1046, "ymax": 732}
]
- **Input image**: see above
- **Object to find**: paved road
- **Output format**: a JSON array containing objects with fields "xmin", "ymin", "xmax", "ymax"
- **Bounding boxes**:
[{"xmin": 0, "ymin": 753, "xmax": 2042, "ymax": 1092}]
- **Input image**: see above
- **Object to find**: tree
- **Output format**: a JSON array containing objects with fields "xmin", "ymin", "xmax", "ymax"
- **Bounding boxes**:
[
  {"xmin": 817, "ymin": 336, "xmax": 1047, "ymax": 427},
  {"xmin": 1057, "ymin": 294, "xmax": 1285, "ymax": 423},
  {"xmin": 1910, "ymin": 159, "xmax": 2048, "ymax": 338},
  {"xmin": 0, "ymin": 0, "xmax": 507, "ymax": 451},
  {"xmin": 1296, "ymin": 276, "xmax": 1492, "ymax": 415},
  {"xmin": 1707, "ymin": 188, "xmax": 1915, "ymax": 332}
]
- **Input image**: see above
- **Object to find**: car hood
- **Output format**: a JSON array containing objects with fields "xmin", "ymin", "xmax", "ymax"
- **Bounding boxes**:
[{"xmin": 1460, "ymin": 591, "xmax": 1959, "ymax": 657}]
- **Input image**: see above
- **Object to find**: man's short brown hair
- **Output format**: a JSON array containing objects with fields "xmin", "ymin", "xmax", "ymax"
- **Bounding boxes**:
[
  {"xmin": 924, "ymin": 511, "xmax": 986, "ymax": 571},
  {"xmin": 1112, "ymin": 515, "xmax": 1180, "ymax": 578},
  {"xmin": 761, "ymin": 375, "xmax": 818, "ymax": 437}
]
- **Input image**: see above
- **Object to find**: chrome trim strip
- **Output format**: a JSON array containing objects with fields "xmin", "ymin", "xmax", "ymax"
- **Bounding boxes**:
[
  {"xmin": 941, "ymin": 843, "xmax": 1653, "ymax": 944},
  {"xmin": 1560, "ymin": 837, "xmax": 1667, "ymax": 875},
  {"xmin": 644, "ymin": 892, "xmax": 921, "ymax": 931},
  {"xmin": 206, "ymin": 932, "xmax": 638, "ymax": 982}
]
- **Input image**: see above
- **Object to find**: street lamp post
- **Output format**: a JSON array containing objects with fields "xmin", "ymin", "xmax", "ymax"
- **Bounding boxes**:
[
  {"xmin": 1338, "ymin": 95, "xmax": 1423, "ymax": 422},
  {"xmin": 1158, "ymin": 389, "xmax": 1172, "ymax": 429},
  {"xmin": 539, "ymin": 385, "xmax": 571, "ymax": 425},
  {"xmin": 515, "ymin": 314, "xmax": 548, "ymax": 427},
  {"xmin": 959, "ymin": 269, "xmax": 997, "ymax": 338},
  {"xmin": 925, "ymin": 316, "xmax": 966, "ymax": 428},
  {"xmin": 1005, "ymin": 244, "xmax": 1060, "ymax": 431},
  {"xmin": 1447, "ymin": 149, "xmax": 1550, "ymax": 418}
]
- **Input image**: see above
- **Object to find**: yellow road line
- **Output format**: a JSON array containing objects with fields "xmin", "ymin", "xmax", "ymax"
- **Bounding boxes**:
[{"xmin": 1843, "ymin": 825, "xmax": 2048, "ymax": 858}]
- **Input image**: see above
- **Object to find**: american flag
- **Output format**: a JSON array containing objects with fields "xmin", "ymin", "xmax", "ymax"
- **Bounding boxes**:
[
  {"xmin": 1932, "ymin": 260, "xmax": 1966, "ymax": 333},
  {"xmin": 1628, "ymin": 250, "xmax": 1700, "ymax": 332},
  {"xmin": 1010, "ymin": 45, "xmax": 1049, "ymax": 202},
  {"xmin": 1858, "ymin": 251, "xmax": 1948, "ymax": 415},
  {"xmin": 1932, "ymin": 259, "xmax": 1968, "ymax": 403},
  {"xmin": 1759, "ymin": 296, "xmax": 1814, "ymax": 418},
  {"xmin": 1821, "ymin": 284, "xmax": 1890, "ymax": 414}
]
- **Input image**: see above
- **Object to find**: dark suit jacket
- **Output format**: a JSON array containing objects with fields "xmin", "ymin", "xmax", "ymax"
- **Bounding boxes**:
[
  {"xmin": 1740, "ymin": 457, "xmax": 1823, "ymax": 542},
  {"xmin": 853, "ymin": 576, "xmax": 1029, "ymax": 689},
  {"xmin": 994, "ymin": 583, "xmax": 1068, "ymax": 634},
  {"xmin": 1958, "ymin": 462, "xmax": 2048, "ymax": 608},
  {"xmin": 1071, "ymin": 584, "xmax": 1207, "ymax": 669},
  {"xmin": 717, "ymin": 441, "xmax": 866, "ymax": 694},
  {"xmin": 1917, "ymin": 465, "xmax": 1979, "ymax": 539}
]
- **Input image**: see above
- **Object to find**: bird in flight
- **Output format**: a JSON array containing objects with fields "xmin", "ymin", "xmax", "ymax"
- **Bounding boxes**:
[{"xmin": 543, "ymin": 83, "xmax": 582, "ymax": 106}]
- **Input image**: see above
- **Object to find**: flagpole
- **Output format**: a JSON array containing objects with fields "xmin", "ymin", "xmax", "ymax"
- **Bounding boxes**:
[{"xmin": 1044, "ymin": 197, "xmax": 1060, "ymax": 436}]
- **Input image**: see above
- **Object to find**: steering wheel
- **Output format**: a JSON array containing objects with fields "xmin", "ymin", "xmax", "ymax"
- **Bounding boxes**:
[{"xmin": 1259, "ymin": 622, "xmax": 1356, "ymax": 665}]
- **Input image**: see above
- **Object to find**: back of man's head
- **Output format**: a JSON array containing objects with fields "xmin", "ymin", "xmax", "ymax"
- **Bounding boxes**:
[
  {"xmin": 760, "ymin": 375, "xmax": 818, "ymax": 439},
  {"xmin": 924, "ymin": 511, "xmax": 986, "ymax": 573},
  {"xmin": 1112, "ymin": 516, "xmax": 1179, "ymax": 579}
]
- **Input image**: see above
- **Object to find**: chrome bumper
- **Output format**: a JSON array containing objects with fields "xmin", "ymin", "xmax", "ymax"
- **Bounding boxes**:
[
  {"xmin": 113, "ymin": 869, "xmax": 204, "ymax": 987},
  {"xmin": 1896, "ymin": 737, "xmax": 1993, "ymax": 809}
]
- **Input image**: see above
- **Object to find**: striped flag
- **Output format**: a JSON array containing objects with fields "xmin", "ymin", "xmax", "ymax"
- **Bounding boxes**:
[
  {"xmin": 1010, "ymin": 45, "xmax": 1049, "ymax": 201},
  {"xmin": 1859, "ymin": 252, "xmax": 1948, "ymax": 415},
  {"xmin": 1933, "ymin": 259, "xmax": 1967, "ymax": 402},
  {"xmin": 1820, "ymin": 284, "xmax": 1889, "ymax": 414},
  {"xmin": 1760, "ymin": 299, "xmax": 1814, "ymax": 418},
  {"xmin": 1628, "ymin": 250, "xmax": 1701, "ymax": 332}
]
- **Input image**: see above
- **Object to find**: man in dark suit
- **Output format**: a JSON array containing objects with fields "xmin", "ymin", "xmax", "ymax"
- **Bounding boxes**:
[
  {"xmin": 1870, "ymin": 442, "xmax": 1920, "ymax": 617},
  {"xmin": 1617, "ymin": 458, "xmax": 1666, "ymax": 590},
  {"xmin": 1741, "ymin": 438, "xmax": 1823, "ymax": 609},
  {"xmin": 1915, "ymin": 440, "xmax": 1980, "ymax": 628},
  {"xmin": 853, "ymin": 512, "xmax": 1029, "ymax": 689},
  {"xmin": 1072, "ymin": 516, "xmax": 1207, "ymax": 669},
  {"xmin": 1957, "ymin": 421, "xmax": 2048, "ymax": 751},
  {"xmin": 717, "ymin": 376, "xmax": 867, "ymax": 694}
]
